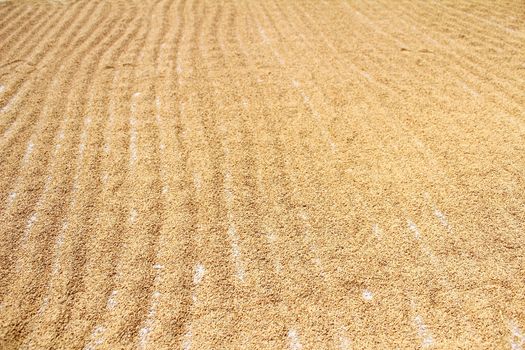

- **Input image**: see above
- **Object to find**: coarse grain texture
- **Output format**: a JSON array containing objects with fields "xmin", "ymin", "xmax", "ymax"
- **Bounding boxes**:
[{"xmin": 0, "ymin": 0, "xmax": 524, "ymax": 349}]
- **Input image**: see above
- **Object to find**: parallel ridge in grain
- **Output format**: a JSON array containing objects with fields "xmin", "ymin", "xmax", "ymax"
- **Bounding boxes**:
[{"xmin": 0, "ymin": 0, "xmax": 524, "ymax": 349}]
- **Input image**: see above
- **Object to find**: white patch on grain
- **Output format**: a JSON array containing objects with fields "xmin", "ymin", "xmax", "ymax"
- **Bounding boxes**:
[
  {"xmin": 224, "ymin": 170, "xmax": 245, "ymax": 282},
  {"xmin": 43, "ymin": 175, "xmax": 52, "ymax": 191},
  {"xmin": 267, "ymin": 230, "xmax": 277, "ymax": 243},
  {"xmin": 22, "ymin": 141, "xmax": 34, "ymax": 164},
  {"xmin": 153, "ymin": 263, "xmax": 164, "ymax": 270},
  {"xmin": 193, "ymin": 172, "xmax": 202, "ymax": 191},
  {"xmin": 255, "ymin": 23, "xmax": 285, "ymax": 65},
  {"xmin": 372, "ymin": 223, "xmax": 382, "ymax": 239},
  {"xmin": 0, "ymin": 89, "xmax": 18, "ymax": 114},
  {"xmin": 362, "ymin": 289, "xmax": 373, "ymax": 301},
  {"xmin": 298, "ymin": 209, "xmax": 327, "ymax": 278},
  {"xmin": 130, "ymin": 208, "xmax": 138, "ymax": 224},
  {"xmin": 155, "ymin": 96, "xmax": 169, "ymax": 199},
  {"xmin": 274, "ymin": 50, "xmax": 285, "ymax": 66},
  {"xmin": 51, "ymin": 231, "xmax": 65, "ymax": 275},
  {"xmin": 422, "ymin": 245, "xmax": 439, "ymax": 266},
  {"xmin": 313, "ymin": 257, "xmax": 324, "ymax": 276},
  {"xmin": 433, "ymin": 209, "xmax": 450, "ymax": 229},
  {"xmin": 193, "ymin": 263, "xmax": 205, "ymax": 285},
  {"xmin": 460, "ymin": 82, "xmax": 480, "ymax": 99},
  {"xmin": 412, "ymin": 136, "xmax": 426, "ymax": 150},
  {"xmin": 38, "ymin": 296, "xmax": 49, "ymax": 315},
  {"xmin": 138, "ymin": 291, "xmax": 160, "ymax": 349},
  {"xmin": 130, "ymin": 116, "xmax": 138, "ymax": 165},
  {"xmin": 288, "ymin": 329, "xmax": 302, "ymax": 350},
  {"xmin": 78, "ymin": 117, "xmax": 92, "ymax": 157},
  {"xmin": 130, "ymin": 93, "xmax": 140, "ymax": 166},
  {"xmin": 510, "ymin": 320, "xmax": 524, "ymax": 350},
  {"xmin": 407, "ymin": 219, "xmax": 421, "ymax": 239},
  {"xmin": 155, "ymin": 96, "xmax": 161, "ymax": 125},
  {"xmin": 84, "ymin": 325, "xmax": 107, "ymax": 350},
  {"xmin": 296, "ymin": 88, "xmax": 337, "ymax": 153},
  {"xmin": 7, "ymin": 191, "xmax": 16, "ymax": 205},
  {"xmin": 107, "ymin": 290, "xmax": 118, "ymax": 310},
  {"xmin": 38, "ymin": 222, "xmax": 68, "ymax": 301},
  {"xmin": 258, "ymin": 26, "xmax": 269, "ymax": 43},
  {"xmin": 189, "ymin": 263, "xmax": 205, "ymax": 320},
  {"xmin": 182, "ymin": 327, "xmax": 192, "ymax": 350},
  {"xmin": 274, "ymin": 260, "xmax": 283, "ymax": 273},
  {"xmin": 22, "ymin": 212, "xmax": 38, "ymax": 243},
  {"xmin": 301, "ymin": 92, "xmax": 310, "ymax": 104},
  {"xmin": 55, "ymin": 138, "xmax": 63, "ymax": 154},
  {"xmin": 298, "ymin": 209, "xmax": 309, "ymax": 221},
  {"xmin": 339, "ymin": 334, "xmax": 351, "ymax": 350},
  {"xmin": 228, "ymin": 224, "xmax": 245, "ymax": 282},
  {"xmin": 413, "ymin": 315, "xmax": 434, "ymax": 348},
  {"xmin": 0, "ymin": 85, "xmax": 4, "ymax": 94},
  {"xmin": 71, "ymin": 116, "xmax": 92, "ymax": 195},
  {"xmin": 360, "ymin": 71, "xmax": 372, "ymax": 80}
]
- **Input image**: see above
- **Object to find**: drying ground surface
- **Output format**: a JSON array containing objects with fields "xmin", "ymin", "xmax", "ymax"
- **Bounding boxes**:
[{"xmin": 1, "ymin": 0, "xmax": 525, "ymax": 348}]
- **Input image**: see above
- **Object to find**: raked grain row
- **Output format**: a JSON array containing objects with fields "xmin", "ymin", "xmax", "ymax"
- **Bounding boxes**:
[{"xmin": 1, "ymin": 0, "xmax": 524, "ymax": 348}]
